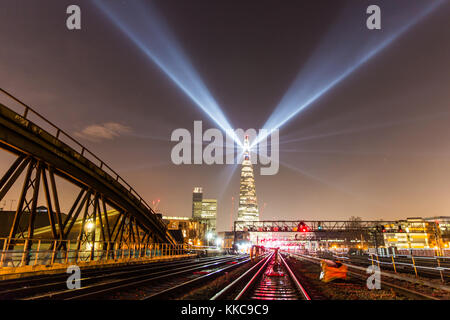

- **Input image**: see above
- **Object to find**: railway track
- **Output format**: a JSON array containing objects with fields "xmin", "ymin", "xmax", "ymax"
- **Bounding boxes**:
[
  {"xmin": 211, "ymin": 251, "xmax": 310, "ymax": 300},
  {"xmin": 139, "ymin": 255, "xmax": 255, "ymax": 300},
  {"xmin": 0, "ymin": 254, "xmax": 248, "ymax": 300},
  {"xmin": 289, "ymin": 252, "xmax": 450, "ymax": 300},
  {"xmin": 0, "ymin": 255, "xmax": 216, "ymax": 295}
]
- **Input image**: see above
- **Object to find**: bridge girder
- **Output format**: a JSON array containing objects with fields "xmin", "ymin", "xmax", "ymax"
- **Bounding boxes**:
[
  {"xmin": 234, "ymin": 220, "xmax": 396, "ymax": 233},
  {"xmin": 0, "ymin": 93, "xmax": 176, "ymax": 255}
]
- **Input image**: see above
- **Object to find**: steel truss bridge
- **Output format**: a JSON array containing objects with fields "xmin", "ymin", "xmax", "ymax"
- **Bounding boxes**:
[
  {"xmin": 234, "ymin": 220, "xmax": 396, "ymax": 232},
  {"xmin": 0, "ymin": 89, "xmax": 176, "ymax": 266},
  {"xmin": 234, "ymin": 220, "xmax": 397, "ymax": 242}
]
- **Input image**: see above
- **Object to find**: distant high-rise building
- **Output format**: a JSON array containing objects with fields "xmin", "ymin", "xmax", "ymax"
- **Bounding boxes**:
[
  {"xmin": 192, "ymin": 187, "xmax": 217, "ymax": 233},
  {"xmin": 192, "ymin": 187, "xmax": 203, "ymax": 219},
  {"xmin": 237, "ymin": 136, "xmax": 259, "ymax": 223},
  {"xmin": 202, "ymin": 199, "xmax": 217, "ymax": 232}
]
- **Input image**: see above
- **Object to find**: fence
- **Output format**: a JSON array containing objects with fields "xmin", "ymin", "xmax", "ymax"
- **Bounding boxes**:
[
  {"xmin": 367, "ymin": 253, "xmax": 450, "ymax": 282},
  {"xmin": 0, "ymin": 238, "xmax": 204, "ymax": 268},
  {"xmin": 290, "ymin": 247, "xmax": 449, "ymax": 283},
  {"xmin": 396, "ymin": 248, "xmax": 450, "ymax": 257}
]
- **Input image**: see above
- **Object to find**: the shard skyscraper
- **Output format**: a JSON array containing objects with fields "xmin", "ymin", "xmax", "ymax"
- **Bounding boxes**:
[{"xmin": 237, "ymin": 136, "xmax": 259, "ymax": 223}]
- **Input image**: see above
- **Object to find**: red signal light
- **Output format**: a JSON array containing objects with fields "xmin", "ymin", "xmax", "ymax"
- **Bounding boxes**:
[{"xmin": 298, "ymin": 222, "xmax": 310, "ymax": 232}]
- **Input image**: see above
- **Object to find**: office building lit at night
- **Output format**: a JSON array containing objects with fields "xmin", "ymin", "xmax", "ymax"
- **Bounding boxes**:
[
  {"xmin": 192, "ymin": 187, "xmax": 217, "ymax": 233},
  {"xmin": 237, "ymin": 136, "xmax": 259, "ymax": 224}
]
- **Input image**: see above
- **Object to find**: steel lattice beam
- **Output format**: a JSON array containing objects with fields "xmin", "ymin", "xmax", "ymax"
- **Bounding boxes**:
[
  {"xmin": 0, "ymin": 94, "xmax": 176, "ymax": 252},
  {"xmin": 234, "ymin": 220, "xmax": 396, "ymax": 232}
]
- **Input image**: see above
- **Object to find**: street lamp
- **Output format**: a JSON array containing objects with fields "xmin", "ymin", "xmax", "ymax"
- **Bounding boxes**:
[
  {"xmin": 85, "ymin": 221, "xmax": 95, "ymax": 232},
  {"xmin": 206, "ymin": 232, "xmax": 214, "ymax": 246}
]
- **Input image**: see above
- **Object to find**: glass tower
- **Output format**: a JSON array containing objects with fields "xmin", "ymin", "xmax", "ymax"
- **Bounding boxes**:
[
  {"xmin": 192, "ymin": 187, "xmax": 217, "ymax": 233},
  {"xmin": 237, "ymin": 136, "xmax": 259, "ymax": 223},
  {"xmin": 192, "ymin": 187, "xmax": 203, "ymax": 219}
]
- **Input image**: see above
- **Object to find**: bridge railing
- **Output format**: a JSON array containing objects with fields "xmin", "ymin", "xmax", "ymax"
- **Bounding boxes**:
[
  {"xmin": 0, "ymin": 237, "xmax": 201, "ymax": 270},
  {"xmin": 0, "ymin": 88, "xmax": 155, "ymax": 214},
  {"xmin": 289, "ymin": 247, "xmax": 449, "ymax": 283}
]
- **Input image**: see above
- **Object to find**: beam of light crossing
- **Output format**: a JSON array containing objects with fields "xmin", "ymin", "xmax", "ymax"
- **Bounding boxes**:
[
  {"xmin": 279, "ymin": 110, "xmax": 450, "ymax": 145},
  {"xmin": 93, "ymin": 0, "xmax": 241, "ymax": 146},
  {"xmin": 280, "ymin": 160, "xmax": 390, "ymax": 210},
  {"xmin": 257, "ymin": 151, "xmax": 389, "ymax": 210},
  {"xmin": 218, "ymin": 162, "xmax": 240, "ymax": 199},
  {"xmin": 254, "ymin": 0, "xmax": 445, "ymax": 148},
  {"xmin": 280, "ymin": 148, "xmax": 450, "ymax": 159}
]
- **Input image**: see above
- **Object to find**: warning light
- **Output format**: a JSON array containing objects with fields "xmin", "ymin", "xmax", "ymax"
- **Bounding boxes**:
[{"xmin": 298, "ymin": 222, "xmax": 310, "ymax": 232}]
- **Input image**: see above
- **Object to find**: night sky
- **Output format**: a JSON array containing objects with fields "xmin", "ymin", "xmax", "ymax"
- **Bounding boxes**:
[{"xmin": 0, "ymin": 0, "xmax": 449, "ymax": 231}]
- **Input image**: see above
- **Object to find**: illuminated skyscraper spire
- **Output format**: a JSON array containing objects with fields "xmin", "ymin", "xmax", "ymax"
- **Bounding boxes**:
[{"xmin": 237, "ymin": 136, "xmax": 259, "ymax": 223}]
